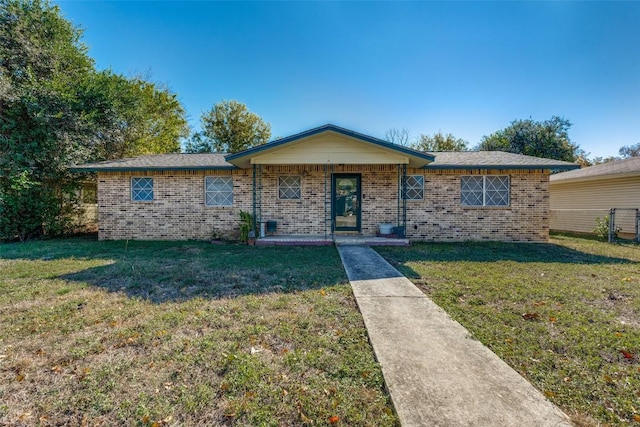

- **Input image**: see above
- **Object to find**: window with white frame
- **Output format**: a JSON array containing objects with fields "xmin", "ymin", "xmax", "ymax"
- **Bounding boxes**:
[
  {"xmin": 278, "ymin": 176, "xmax": 301, "ymax": 199},
  {"xmin": 205, "ymin": 176, "xmax": 233, "ymax": 206},
  {"xmin": 460, "ymin": 176, "xmax": 509, "ymax": 206},
  {"xmin": 403, "ymin": 175, "xmax": 424, "ymax": 200},
  {"xmin": 131, "ymin": 177, "xmax": 154, "ymax": 202}
]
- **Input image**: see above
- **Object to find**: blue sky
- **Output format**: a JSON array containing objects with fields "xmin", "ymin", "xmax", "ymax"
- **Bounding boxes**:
[{"xmin": 56, "ymin": 1, "xmax": 640, "ymax": 158}]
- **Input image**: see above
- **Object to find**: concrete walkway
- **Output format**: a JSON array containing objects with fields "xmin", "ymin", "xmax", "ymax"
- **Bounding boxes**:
[{"xmin": 337, "ymin": 244, "xmax": 572, "ymax": 427}]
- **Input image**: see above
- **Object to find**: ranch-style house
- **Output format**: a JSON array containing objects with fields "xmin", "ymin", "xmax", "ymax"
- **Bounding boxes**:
[{"xmin": 71, "ymin": 124, "xmax": 579, "ymax": 243}]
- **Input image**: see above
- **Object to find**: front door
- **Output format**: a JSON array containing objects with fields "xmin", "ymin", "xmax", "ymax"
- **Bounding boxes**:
[{"xmin": 333, "ymin": 174, "xmax": 361, "ymax": 232}]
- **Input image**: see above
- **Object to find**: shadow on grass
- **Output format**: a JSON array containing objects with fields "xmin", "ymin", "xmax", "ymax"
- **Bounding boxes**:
[
  {"xmin": 1, "ymin": 235, "xmax": 348, "ymax": 303},
  {"xmin": 376, "ymin": 240, "xmax": 636, "ymax": 266}
]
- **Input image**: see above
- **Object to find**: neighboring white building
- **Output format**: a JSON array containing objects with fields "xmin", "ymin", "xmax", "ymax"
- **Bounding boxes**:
[{"xmin": 550, "ymin": 157, "xmax": 640, "ymax": 237}]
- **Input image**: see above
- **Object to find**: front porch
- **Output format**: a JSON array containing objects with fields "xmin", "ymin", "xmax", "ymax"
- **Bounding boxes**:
[
  {"xmin": 255, "ymin": 234, "xmax": 410, "ymax": 247},
  {"xmin": 223, "ymin": 125, "xmax": 435, "ymax": 242}
]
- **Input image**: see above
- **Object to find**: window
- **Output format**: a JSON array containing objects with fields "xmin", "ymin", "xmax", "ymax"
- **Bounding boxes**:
[
  {"xmin": 279, "ymin": 176, "xmax": 301, "ymax": 199},
  {"xmin": 131, "ymin": 177, "xmax": 153, "ymax": 202},
  {"xmin": 205, "ymin": 176, "xmax": 233, "ymax": 206},
  {"xmin": 461, "ymin": 176, "xmax": 509, "ymax": 207},
  {"xmin": 403, "ymin": 175, "xmax": 424, "ymax": 200}
]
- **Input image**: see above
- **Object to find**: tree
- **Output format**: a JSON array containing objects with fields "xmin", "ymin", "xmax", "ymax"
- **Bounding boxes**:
[
  {"xmin": 619, "ymin": 142, "xmax": 640, "ymax": 158},
  {"xmin": 573, "ymin": 153, "xmax": 593, "ymax": 167},
  {"xmin": 83, "ymin": 71, "xmax": 188, "ymax": 160},
  {"xmin": 477, "ymin": 116, "xmax": 582, "ymax": 162},
  {"xmin": 190, "ymin": 100, "xmax": 271, "ymax": 153},
  {"xmin": 590, "ymin": 156, "xmax": 619, "ymax": 165},
  {"xmin": 0, "ymin": 0, "xmax": 189, "ymax": 240},
  {"xmin": 183, "ymin": 132, "xmax": 210, "ymax": 154},
  {"xmin": 412, "ymin": 132, "xmax": 468, "ymax": 152},
  {"xmin": 1, "ymin": 0, "xmax": 95, "ymax": 239},
  {"xmin": 385, "ymin": 128, "xmax": 411, "ymax": 146}
]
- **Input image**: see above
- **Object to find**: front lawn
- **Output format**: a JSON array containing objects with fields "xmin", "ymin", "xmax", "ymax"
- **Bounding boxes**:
[
  {"xmin": 0, "ymin": 237, "xmax": 397, "ymax": 426},
  {"xmin": 377, "ymin": 235, "xmax": 640, "ymax": 427}
]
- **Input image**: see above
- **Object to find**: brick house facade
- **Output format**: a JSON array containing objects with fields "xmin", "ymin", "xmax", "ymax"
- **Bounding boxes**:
[{"xmin": 74, "ymin": 125, "xmax": 579, "ymax": 243}]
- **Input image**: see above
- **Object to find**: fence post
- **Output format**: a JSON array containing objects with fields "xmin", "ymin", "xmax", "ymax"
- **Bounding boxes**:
[{"xmin": 609, "ymin": 208, "xmax": 615, "ymax": 243}]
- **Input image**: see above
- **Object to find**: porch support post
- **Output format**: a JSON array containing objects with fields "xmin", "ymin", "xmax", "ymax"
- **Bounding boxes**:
[
  {"xmin": 397, "ymin": 165, "xmax": 400, "ymax": 232},
  {"xmin": 402, "ymin": 164, "xmax": 407, "ymax": 238},
  {"xmin": 397, "ymin": 164, "xmax": 407, "ymax": 237},
  {"xmin": 252, "ymin": 164, "xmax": 257, "ymax": 233},
  {"xmin": 324, "ymin": 163, "xmax": 328, "ymax": 239},
  {"xmin": 252, "ymin": 164, "xmax": 261, "ymax": 234}
]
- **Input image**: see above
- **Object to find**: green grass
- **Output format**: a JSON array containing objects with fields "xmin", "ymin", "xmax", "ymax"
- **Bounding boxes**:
[
  {"xmin": 377, "ymin": 235, "xmax": 640, "ymax": 427},
  {"xmin": 0, "ymin": 237, "xmax": 398, "ymax": 426}
]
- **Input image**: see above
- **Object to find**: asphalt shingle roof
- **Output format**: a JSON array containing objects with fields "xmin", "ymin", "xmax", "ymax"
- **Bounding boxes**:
[
  {"xmin": 550, "ymin": 156, "xmax": 640, "ymax": 182},
  {"xmin": 425, "ymin": 151, "xmax": 579, "ymax": 170},
  {"xmin": 70, "ymin": 150, "xmax": 579, "ymax": 172},
  {"xmin": 70, "ymin": 153, "xmax": 234, "ymax": 171}
]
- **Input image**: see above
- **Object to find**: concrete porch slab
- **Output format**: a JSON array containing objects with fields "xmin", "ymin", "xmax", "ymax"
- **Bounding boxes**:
[
  {"xmin": 255, "ymin": 234, "xmax": 410, "ymax": 247},
  {"xmin": 255, "ymin": 235, "xmax": 333, "ymax": 246}
]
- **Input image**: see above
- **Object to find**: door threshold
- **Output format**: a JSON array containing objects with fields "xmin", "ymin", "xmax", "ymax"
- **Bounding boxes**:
[{"xmin": 334, "ymin": 231, "xmax": 361, "ymax": 236}]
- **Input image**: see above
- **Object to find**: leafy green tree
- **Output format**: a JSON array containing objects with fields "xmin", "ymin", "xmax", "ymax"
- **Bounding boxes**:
[
  {"xmin": 83, "ymin": 71, "xmax": 188, "ymax": 160},
  {"xmin": 0, "ymin": 0, "xmax": 95, "ymax": 239},
  {"xmin": 412, "ymin": 132, "xmax": 468, "ymax": 152},
  {"xmin": 0, "ymin": 0, "xmax": 189, "ymax": 240},
  {"xmin": 190, "ymin": 100, "xmax": 271, "ymax": 153},
  {"xmin": 619, "ymin": 142, "xmax": 640, "ymax": 158},
  {"xmin": 477, "ymin": 116, "xmax": 582, "ymax": 162},
  {"xmin": 183, "ymin": 132, "xmax": 211, "ymax": 153}
]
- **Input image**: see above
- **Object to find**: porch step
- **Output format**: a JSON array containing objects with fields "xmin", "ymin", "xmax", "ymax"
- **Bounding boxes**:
[
  {"xmin": 256, "ymin": 235, "xmax": 409, "ymax": 247},
  {"xmin": 256, "ymin": 235, "xmax": 333, "ymax": 246},
  {"xmin": 334, "ymin": 236, "xmax": 409, "ymax": 247}
]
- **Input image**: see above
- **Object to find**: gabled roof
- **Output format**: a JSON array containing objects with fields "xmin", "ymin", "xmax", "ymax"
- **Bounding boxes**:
[
  {"xmin": 70, "ymin": 153, "xmax": 235, "ymax": 172},
  {"xmin": 225, "ymin": 124, "xmax": 435, "ymax": 168},
  {"xmin": 70, "ymin": 150, "xmax": 579, "ymax": 172},
  {"xmin": 426, "ymin": 151, "xmax": 579, "ymax": 171},
  {"xmin": 69, "ymin": 124, "xmax": 580, "ymax": 172},
  {"xmin": 550, "ymin": 156, "xmax": 640, "ymax": 183}
]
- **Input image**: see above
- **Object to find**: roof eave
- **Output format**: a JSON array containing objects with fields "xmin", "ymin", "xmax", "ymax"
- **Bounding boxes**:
[
  {"xmin": 425, "ymin": 164, "xmax": 580, "ymax": 171},
  {"xmin": 69, "ymin": 165, "xmax": 238, "ymax": 172},
  {"xmin": 550, "ymin": 170, "xmax": 640, "ymax": 184}
]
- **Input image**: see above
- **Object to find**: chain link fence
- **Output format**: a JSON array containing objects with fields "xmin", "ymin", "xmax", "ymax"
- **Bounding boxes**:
[{"xmin": 608, "ymin": 208, "xmax": 640, "ymax": 243}]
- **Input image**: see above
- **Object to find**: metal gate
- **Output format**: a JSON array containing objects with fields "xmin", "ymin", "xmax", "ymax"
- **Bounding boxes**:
[{"xmin": 608, "ymin": 208, "xmax": 640, "ymax": 242}]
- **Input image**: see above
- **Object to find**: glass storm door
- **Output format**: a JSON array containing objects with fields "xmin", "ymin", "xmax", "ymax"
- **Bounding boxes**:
[{"xmin": 333, "ymin": 174, "xmax": 361, "ymax": 232}]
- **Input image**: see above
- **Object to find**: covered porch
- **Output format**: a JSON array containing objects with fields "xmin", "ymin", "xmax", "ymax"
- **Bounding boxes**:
[{"xmin": 224, "ymin": 125, "xmax": 434, "ymax": 242}]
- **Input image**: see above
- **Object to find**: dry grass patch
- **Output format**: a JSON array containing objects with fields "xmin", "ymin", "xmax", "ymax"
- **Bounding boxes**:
[
  {"xmin": 0, "ymin": 237, "xmax": 397, "ymax": 426},
  {"xmin": 377, "ymin": 234, "xmax": 640, "ymax": 427}
]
